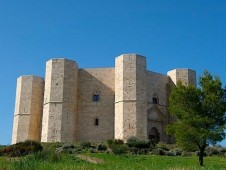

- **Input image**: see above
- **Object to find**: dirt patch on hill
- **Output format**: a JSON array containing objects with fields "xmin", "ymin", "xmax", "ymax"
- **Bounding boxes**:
[{"xmin": 76, "ymin": 154, "xmax": 104, "ymax": 164}]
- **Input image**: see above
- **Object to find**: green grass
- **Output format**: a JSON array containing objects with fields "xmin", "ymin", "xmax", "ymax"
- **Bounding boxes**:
[{"xmin": 0, "ymin": 153, "xmax": 226, "ymax": 170}]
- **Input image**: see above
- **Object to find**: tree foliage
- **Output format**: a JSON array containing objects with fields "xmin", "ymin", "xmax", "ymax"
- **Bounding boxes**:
[{"xmin": 167, "ymin": 71, "xmax": 226, "ymax": 166}]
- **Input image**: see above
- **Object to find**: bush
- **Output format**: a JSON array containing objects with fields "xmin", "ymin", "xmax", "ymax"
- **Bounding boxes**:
[
  {"xmin": 111, "ymin": 144, "xmax": 128, "ymax": 155},
  {"xmin": 157, "ymin": 143, "xmax": 170, "ymax": 151},
  {"xmin": 1, "ymin": 140, "xmax": 42, "ymax": 157},
  {"xmin": 206, "ymin": 146, "xmax": 226, "ymax": 156},
  {"xmin": 0, "ymin": 145, "xmax": 6, "ymax": 156},
  {"xmin": 107, "ymin": 139, "xmax": 124, "ymax": 148},
  {"xmin": 55, "ymin": 144, "xmax": 79, "ymax": 155},
  {"xmin": 127, "ymin": 136, "xmax": 139, "ymax": 147},
  {"xmin": 97, "ymin": 143, "xmax": 107, "ymax": 151},
  {"xmin": 149, "ymin": 139, "xmax": 157, "ymax": 148},
  {"xmin": 127, "ymin": 136, "xmax": 150, "ymax": 149},
  {"xmin": 62, "ymin": 143, "xmax": 74, "ymax": 149},
  {"xmin": 107, "ymin": 139, "xmax": 127, "ymax": 155},
  {"xmin": 80, "ymin": 142, "xmax": 92, "ymax": 149},
  {"xmin": 181, "ymin": 151, "xmax": 192, "ymax": 157},
  {"xmin": 88, "ymin": 148, "xmax": 98, "ymax": 153},
  {"xmin": 172, "ymin": 148, "xmax": 182, "ymax": 156},
  {"xmin": 114, "ymin": 139, "xmax": 124, "ymax": 145},
  {"xmin": 152, "ymin": 148, "xmax": 166, "ymax": 156}
]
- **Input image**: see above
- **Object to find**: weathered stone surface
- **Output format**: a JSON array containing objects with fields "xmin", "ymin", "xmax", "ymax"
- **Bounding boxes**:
[
  {"xmin": 41, "ymin": 59, "xmax": 78, "ymax": 142},
  {"xmin": 77, "ymin": 68, "xmax": 115, "ymax": 142},
  {"xmin": 115, "ymin": 54, "xmax": 147, "ymax": 141},
  {"xmin": 12, "ymin": 76, "xmax": 44, "ymax": 144}
]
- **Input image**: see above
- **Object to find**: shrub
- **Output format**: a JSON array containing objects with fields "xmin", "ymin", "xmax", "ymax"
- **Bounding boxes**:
[
  {"xmin": 97, "ymin": 143, "xmax": 107, "ymax": 151},
  {"xmin": 88, "ymin": 148, "xmax": 98, "ymax": 153},
  {"xmin": 0, "ymin": 145, "xmax": 6, "ymax": 156},
  {"xmin": 114, "ymin": 139, "xmax": 124, "ymax": 145},
  {"xmin": 152, "ymin": 148, "xmax": 166, "ymax": 156},
  {"xmin": 41, "ymin": 142, "xmax": 62, "ymax": 151},
  {"xmin": 55, "ymin": 144, "xmax": 79, "ymax": 155},
  {"xmin": 127, "ymin": 136, "xmax": 139, "ymax": 147},
  {"xmin": 172, "ymin": 148, "xmax": 182, "ymax": 156},
  {"xmin": 80, "ymin": 142, "xmax": 92, "ymax": 149},
  {"xmin": 181, "ymin": 151, "xmax": 192, "ymax": 157},
  {"xmin": 107, "ymin": 139, "xmax": 114, "ymax": 148},
  {"xmin": 157, "ymin": 143, "xmax": 170, "ymax": 151},
  {"xmin": 111, "ymin": 144, "xmax": 128, "ymax": 155},
  {"xmin": 149, "ymin": 139, "xmax": 157, "ymax": 148},
  {"xmin": 107, "ymin": 139, "xmax": 124, "ymax": 148},
  {"xmin": 1, "ymin": 140, "xmax": 42, "ymax": 157},
  {"xmin": 206, "ymin": 146, "xmax": 226, "ymax": 156},
  {"xmin": 107, "ymin": 139, "xmax": 127, "ymax": 155},
  {"xmin": 127, "ymin": 136, "xmax": 150, "ymax": 149},
  {"xmin": 62, "ymin": 143, "xmax": 74, "ymax": 149}
]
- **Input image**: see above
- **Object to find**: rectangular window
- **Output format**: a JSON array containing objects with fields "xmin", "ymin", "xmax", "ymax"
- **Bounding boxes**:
[{"xmin": 95, "ymin": 118, "xmax": 99, "ymax": 126}]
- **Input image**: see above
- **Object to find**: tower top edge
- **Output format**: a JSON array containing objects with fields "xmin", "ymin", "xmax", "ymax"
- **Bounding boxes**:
[
  {"xmin": 167, "ymin": 68, "xmax": 196, "ymax": 73},
  {"xmin": 47, "ymin": 58, "xmax": 76, "ymax": 63},
  {"xmin": 17, "ymin": 75, "xmax": 44, "ymax": 80},
  {"xmin": 116, "ymin": 53, "xmax": 146, "ymax": 59}
]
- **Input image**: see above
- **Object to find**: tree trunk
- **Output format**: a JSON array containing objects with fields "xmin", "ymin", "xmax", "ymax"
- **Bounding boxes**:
[{"xmin": 199, "ymin": 148, "xmax": 205, "ymax": 166}]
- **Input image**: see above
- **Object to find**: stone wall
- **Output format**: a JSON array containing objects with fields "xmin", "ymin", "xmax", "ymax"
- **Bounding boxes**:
[
  {"xmin": 12, "ymin": 76, "xmax": 44, "ymax": 144},
  {"xmin": 76, "ymin": 68, "xmax": 115, "ymax": 141},
  {"xmin": 146, "ymin": 71, "xmax": 170, "ymax": 142}
]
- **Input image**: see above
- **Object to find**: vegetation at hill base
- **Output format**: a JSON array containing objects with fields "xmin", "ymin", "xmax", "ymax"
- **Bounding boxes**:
[{"xmin": 0, "ymin": 140, "xmax": 226, "ymax": 170}]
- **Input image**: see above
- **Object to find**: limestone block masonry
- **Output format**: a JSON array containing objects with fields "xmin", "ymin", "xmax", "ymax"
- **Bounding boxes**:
[{"xmin": 11, "ymin": 54, "xmax": 196, "ymax": 144}]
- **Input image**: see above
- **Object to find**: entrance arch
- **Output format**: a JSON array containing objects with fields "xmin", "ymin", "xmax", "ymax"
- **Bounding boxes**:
[{"xmin": 149, "ymin": 127, "xmax": 160, "ymax": 142}]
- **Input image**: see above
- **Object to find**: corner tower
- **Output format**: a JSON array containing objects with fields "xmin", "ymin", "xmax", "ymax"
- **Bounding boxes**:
[
  {"xmin": 12, "ymin": 76, "xmax": 44, "ymax": 144},
  {"xmin": 115, "ymin": 54, "xmax": 147, "ymax": 141},
  {"xmin": 41, "ymin": 59, "xmax": 78, "ymax": 142},
  {"xmin": 167, "ymin": 69, "xmax": 196, "ymax": 86}
]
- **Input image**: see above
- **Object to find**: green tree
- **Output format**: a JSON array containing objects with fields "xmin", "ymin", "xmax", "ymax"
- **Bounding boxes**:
[{"xmin": 167, "ymin": 71, "xmax": 226, "ymax": 166}]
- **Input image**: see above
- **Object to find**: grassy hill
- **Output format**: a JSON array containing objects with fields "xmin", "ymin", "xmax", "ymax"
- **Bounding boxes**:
[{"xmin": 0, "ymin": 141, "xmax": 225, "ymax": 170}]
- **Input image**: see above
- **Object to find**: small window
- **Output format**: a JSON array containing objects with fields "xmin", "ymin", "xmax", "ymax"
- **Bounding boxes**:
[
  {"xmin": 95, "ymin": 118, "xmax": 99, "ymax": 126},
  {"xmin": 153, "ymin": 97, "xmax": 158, "ymax": 104},
  {"xmin": 93, "ymin": 93, "xmax": 100, "ymax": 102}
]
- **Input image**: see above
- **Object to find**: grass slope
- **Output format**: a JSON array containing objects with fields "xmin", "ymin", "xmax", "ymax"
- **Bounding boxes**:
[{"xmin": 1, "ymin": 153, "xmax": 226, "ymax": 170}]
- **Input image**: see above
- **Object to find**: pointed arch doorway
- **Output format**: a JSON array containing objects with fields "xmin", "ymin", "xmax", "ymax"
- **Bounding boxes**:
[{"xmin": 149, "ymin": 127, "xmax": 160, "ymax": 142}]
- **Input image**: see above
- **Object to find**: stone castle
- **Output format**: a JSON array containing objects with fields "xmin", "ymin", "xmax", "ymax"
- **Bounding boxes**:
[{"xmin": 11, "ymin": 54, "xmax": 196, "ymax": 144}]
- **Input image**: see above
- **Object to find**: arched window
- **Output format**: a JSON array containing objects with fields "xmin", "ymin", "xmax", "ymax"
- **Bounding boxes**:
[
  {"xmin": 152, "ymin": 97, "xmax": 158, "ymax": 104},
  {"xmin": 152, "ymin": 93, "xmax": 159, "ymax": 104},
  {"xmin": 93, "ymin": 91, "xmax": 100, "ymax": 102}
]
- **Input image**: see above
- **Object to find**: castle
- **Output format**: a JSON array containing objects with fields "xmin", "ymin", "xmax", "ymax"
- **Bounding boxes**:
[{"xmin": 11, "ymin": 54, "xmax": 196, "ymax": 144}]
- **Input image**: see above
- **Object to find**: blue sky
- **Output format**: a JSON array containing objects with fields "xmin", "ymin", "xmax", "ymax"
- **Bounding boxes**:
[{"xmin": 0, "ymin": 0, "xmax": 225, "ymax": 146}]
